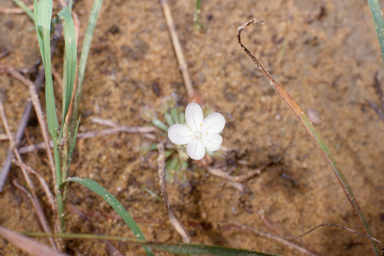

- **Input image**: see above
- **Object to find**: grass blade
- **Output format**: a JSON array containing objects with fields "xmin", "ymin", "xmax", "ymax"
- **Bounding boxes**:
[
  {"xmin": 367, "ymin": 0, "xmax": 384, "ymax": 65},
  {"xmin": 69, "ymin": 0, "xmax": 103, "ymax": 134},
  {"xmin": 34, "ymin": 0, "xmax": 58, "ymax": 138},
  {"xmin": 58, "ymin": 7, "xmax": 77, "ymax": 130},
  {"xmin": 62, "ymin": 177, "xmax": 154, "ymax": 256},
  {"xmin": 0, "ymin": 226, "xmax": 67, "ymax": 256},
  {"xmin": 24, "ymin": 232, "xmax": 278, "ymax": 256},
  {"xmin": 12, "ymin": 0, "xmax": 34, "ymax": 21}
]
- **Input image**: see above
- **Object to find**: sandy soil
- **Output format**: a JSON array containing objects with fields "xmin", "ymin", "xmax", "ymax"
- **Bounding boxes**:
[{"xmin": 1, "ymin": 0, "xmax": 384, "ymax": 255}]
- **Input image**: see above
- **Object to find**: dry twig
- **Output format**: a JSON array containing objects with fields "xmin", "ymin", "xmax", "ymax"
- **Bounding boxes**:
[
  {"xmin": 0, "ymin": 5, "xmax": 33, "ymax": 14},
  {"xmin": 237, "ymin": 19, "xmax": 378, "ymax": 255},
  {"xmin": 225, "ymin": 222, "xmax": 317, "ymax": 256},
  {"xmin": 159, "ymin": 0, "xmax": 195, "ymax": 100},
  {"xmin": 0, "ymin": 65, "xmax": 64, "ymax": 243},
  {"xmin": 12, "ymin": 160, "xmax": 55, "ymax": 210},
  {"xmin": 17, "ymin": 126, "xmax": 157, "ymax": 154},
  {"xmin": 0, "ymin": 34, "xmax": 60, "ymax": 191},
  {"xmin": 157, "ymin": 141, "xmax": 191, "ymax": 243},
  {"xmin": 0, "ymin": 98, "xmax": 57, "ymax": 251}
]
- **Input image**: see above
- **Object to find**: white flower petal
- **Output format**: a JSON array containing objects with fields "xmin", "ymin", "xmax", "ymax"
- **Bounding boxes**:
[
  {"xmin": 168, "ymin": 124, "xmax": 194, "ymax": 145},
  {"xmin": 201, "ymin": 113, "xmax": 225, "ymax": 133},
  {"xmin": 187, "ymin": 139, "xmax": 206, "ymax": 160},
  {"xmin": 185, "ymin": 103, "xmax": 204, "ymax": 132},
  {"xmin": 202, "ymin": 133, "xmax": 223, "ymax": 151}
]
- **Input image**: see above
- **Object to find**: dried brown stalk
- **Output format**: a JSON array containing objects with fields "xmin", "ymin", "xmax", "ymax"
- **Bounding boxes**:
[
  {"xmin": 0, "ymin": 64, "xmax": 64, "ymax": 240},
  {"xmin": 157, "ymin": 141, "xmax": 191, "ymax": 243},
  {"xmin": 12, "ymin": 160, "xmax": 55, "ymax": 210},
  {"xmin": 237, "ymin": 19, "xmax": 379, "ymax": 255},
  {"xmin": 0, "ymin": 5, "xmax": 33, "ymax": 14},
  {"xmin": 226, "ymin": 221, "xmax": 317, "ymax": 256},
  {"xmin": 159, "ymin": 0, "xmax": 195, "ymax": 100},
  {"xmin": 17, "ymin": 126, "xmax": 157, "ymax": 154},
  {"xmin": 0, "ymin": 226, "xmax": 68, "ymax": 256},
  {"xmin": 0, "ymin": 99, "xmax": 57, "ymax": 251}
]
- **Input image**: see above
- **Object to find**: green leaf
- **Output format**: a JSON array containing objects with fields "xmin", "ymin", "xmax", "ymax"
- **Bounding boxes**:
[
  {"xmin": 152, "ymin": 119, "xmax": 168, "ymax": 132},
  {"xmin": 58, "ymin": 7, "xmax": 77, "ymax": 130},
  {"xmin": 171, "ymin": 108, "xmax": 179, "ymax": 124},
  {"xmin": 367, "ymin": 0, "xmax": 384, "ymax": 66},
  {"xmin": 164, "ymin": 113, "xmax": 174, "ymax": 126},
  {"xmin": 23, "ymin": 232, "xmax": 278, "ymax": 256},
  {"xmin": 12, "ymin": 0, "xmax": 34, "ymax": 21},
  {"xmin": 34, "ymin": 0, "xmax": 58, "ymax": 138},
  {"xmin": 69, "ymin": 0, "xmax": 103, "ymax": 138},
  {"xmin": 68, "ymin": 116, "xmax": 81, "ymax": 168},
  {"xmin": 63, "ymin": 177, "xmax": 154, "ymax": 256}
]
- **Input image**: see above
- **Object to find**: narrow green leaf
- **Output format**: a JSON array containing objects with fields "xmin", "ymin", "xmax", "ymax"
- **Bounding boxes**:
[
  {"xmin": 164, "ymin": 113, "xmax": 174, "ymax": 126},
  {"xmin": 63, "ymin": 177, "xmax": 154, "ymax": 256},
  {"xmin": 33, "ymin": 0, "xmax": 44, "ymax": 66},
  {"xmin": 68, "ymin": 116, "xmax": 81, "ymax": 168},
  {"xmin": 179, "ymin": 112, "xmax": 185, "ymax": 124},
  {"xmin": 35, "ymin": 0, "xmax": 58, "ymax": 138},
  {"xmin": 69, "ymin": 0, "xmax": 103, "ymax": 136},
  {"xmin": 140, "ymin": 185, "xmax": 163, "ymax": 201},
  {"xmin": 171, "ymin": 108, "xmax": 179, "ymax": 124},
  {"xmin": 12, "ymin": 0, "xmax": 34, "ymax": 21},
  {"xmin": 58, "ymin": 7, "xmax": 77, "ymax": 128},
  {"xmin": 37, "ymin": 0, "xmax": 52, "ymax": 29},
  {"xmin": 367, "ymin": 0, "xmax": 384, "ymax": 66},
  {"xmin": 152, "ymin": 119, "xmax": 168, "ymax": 132},
  {"xmin": 23, "ymin": 232, "xmax": 277, "ymax": 256}
]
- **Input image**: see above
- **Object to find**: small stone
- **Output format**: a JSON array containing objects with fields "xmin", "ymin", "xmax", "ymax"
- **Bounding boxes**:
[{"xmin": 307, "ymin": 109, "xmax": 321, "ymax": 124}]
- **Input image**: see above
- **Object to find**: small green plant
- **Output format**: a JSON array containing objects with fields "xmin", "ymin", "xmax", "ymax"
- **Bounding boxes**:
[
  {"xmin": 22, "ymin": 2, "xmax": 276, "ymax": 255},
  {"xmin": 142, "ymin": 103, "xmax": 190, "ymax": 182}
]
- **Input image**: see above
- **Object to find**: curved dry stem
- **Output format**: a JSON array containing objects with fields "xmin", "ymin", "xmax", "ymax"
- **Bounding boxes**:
[
  {"xmin": 284, "ymin": 223, "xmax": 382, "ymax": 252},
  {"xmin": 237, "ymin": 19, "xmax": 379, "ymax": 256}
]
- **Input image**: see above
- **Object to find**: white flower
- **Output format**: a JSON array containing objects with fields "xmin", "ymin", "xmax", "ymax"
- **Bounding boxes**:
[{"xmin": 168, "ymin": 103, "xmax": 225, "ymax": 160}]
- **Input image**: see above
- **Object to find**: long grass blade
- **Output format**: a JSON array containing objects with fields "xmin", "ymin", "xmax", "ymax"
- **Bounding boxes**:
[
  {"xmin": 69, "ymin": 0, "xmax": 103, "ymax": 134},
  {"xmin": 12, "ymin": 0, "xmax": 34, "ymax": 21},
  {"xmin": 62, "ymin": 177, "xmax": 154, "ymax": 256},
  {"xmin": 367, "ymin": 0, "xmax": 384, "ymax": 65},
  {"xmin": 24, "ymin": 232, "xmax": 278, "ymax": 256},
  {"xmin": 34, "ymin": 0, "xmax": 58, "ymax": 138},
  {"xmin": 58, "ymin": 7, "xmax": 77, "ymax": 131}
]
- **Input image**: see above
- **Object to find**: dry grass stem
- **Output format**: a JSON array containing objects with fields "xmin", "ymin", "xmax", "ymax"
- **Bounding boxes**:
[
  {"xmin": 0, "ymin": 98, "xmax": 57, "ymax": 251},
  {"xmin": 157, "ymin": 141, "xmax": 191, "ymax": 243},
  {"xmin": 0, "ymin": 133, "xmax": 8, "ymax": 140},
  {"xmin": 0, "ymin": 64, "xmax": 64, "ymax": 239},
  {"xmin": 227, "ymin": 222, "xmax": 317, "ymax": 256},
  {"xmin": 237, "ymin": 19, "xmax": 378, "ymax": 255},
  {"xmin": 159, "ymin": 0, "xmax": 195, "ymax": 100},
  {"xmin": 17, "ymin": 126, "xmax": 157, "ymax": 154},
  {"xmin": 283, "ymin": 223, "xmax": 383, "ymax": 252},
  {"xmin": 0, "ymin": 64, "xmax": 56, "ymax": 184},
  {"xmin": 11, "ymin": 179, "xmax": 57, "ymax": 251},
  {"xmin": 12, "ymin": 160, "xmax": 55, "ymax": 210},
  {"xmin": 0, "ymin": 68, "xmax": 45, "ymax": 191},
  {"xmin": 51, "ymin": 65, "xmax": 64, "ymax": 90},
  {"xmin": 0, "ymin": 226, "xmax": 68, "ymax": 256},
  {"xmin": 0, "ymin": 5, "xmax": 33, "ymax": 14}
]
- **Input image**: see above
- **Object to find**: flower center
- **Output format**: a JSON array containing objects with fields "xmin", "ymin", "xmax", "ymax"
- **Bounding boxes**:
[{"xmin": 194, "ymin": 131, "xmax": 202, "ymax": 139}]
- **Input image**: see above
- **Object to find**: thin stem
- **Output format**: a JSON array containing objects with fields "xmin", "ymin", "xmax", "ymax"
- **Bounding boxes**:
[
  {"xmin": 159, "ymin": 0, "xmax": 195, "ymax": 100},
  {"xmin": 12, "ymin": 0, "xmax": 34, "ymax": 21},
  {"xmin": 157, "ymin": 141, "xmax": 191, "ymax": 243},
  {"xmin": 237, "ymin": 19, "xmax": 380, "ymax": 256}
]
